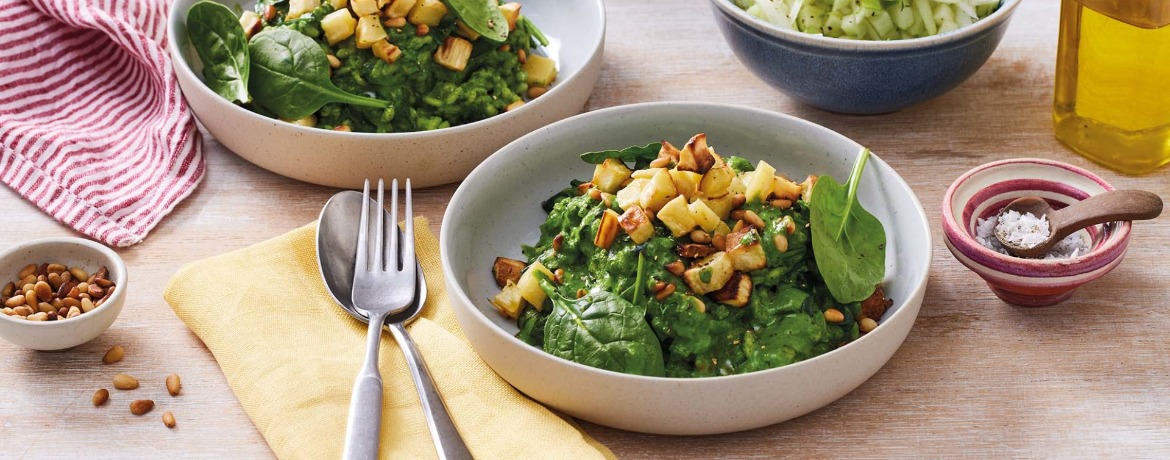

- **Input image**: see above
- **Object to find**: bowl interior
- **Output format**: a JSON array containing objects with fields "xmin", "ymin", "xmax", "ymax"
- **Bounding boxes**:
[
  {"xmin": 444, "ymin": 103, "xmax": 932, "ymax": 347},
  {"xmin": 0, "ymin": 238, "xmax": 125, "ymax": 325}
]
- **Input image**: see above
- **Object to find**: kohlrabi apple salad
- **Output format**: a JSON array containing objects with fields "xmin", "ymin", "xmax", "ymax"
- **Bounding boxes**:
[
  {"xmin": 734, "ymin": 0, "xmax": 1001, "ymax": 40},
  {"xmin": 489, "ymin": 134, "xmax": 893, "ymax": 378},
  {"xmin": 186, "ymin": 0, "xmax": 554, "ymax": 132}
]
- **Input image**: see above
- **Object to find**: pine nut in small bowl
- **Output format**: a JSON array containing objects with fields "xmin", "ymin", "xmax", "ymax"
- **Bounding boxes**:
[
  {"xmin": 942, "ymin": 158, "xmax": 1133, "ymax": 307},
  {"xmin": 0, "ymin": 238, "xmax": 127, "ymax": 350}
]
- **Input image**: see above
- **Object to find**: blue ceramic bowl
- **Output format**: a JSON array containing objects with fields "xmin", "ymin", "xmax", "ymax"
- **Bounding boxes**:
[{"xmin": 710, "ymin": 0, "xmax": 1020, "ymax": 114}]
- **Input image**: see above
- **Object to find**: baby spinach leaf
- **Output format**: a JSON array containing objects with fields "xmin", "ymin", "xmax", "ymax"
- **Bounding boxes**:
[
  {"xmin": 187, "ymin": 1, "xmax": 250, "ymax": 104},
  {"xmin": 519, "ymin": 16, "xmax": 549, "ymax": 47},
  {"xmin": 446, "ymin": 0, "xmax": 509, "ymax": 42},
  {"xmin": 579, "ymin": 143, "xmax": 662, "ymax": 166},
  {"xmin": 539, "ymin": 278, "xmax": 665, "ymax": 377},
  {"xmin": 247, "ymin": 28, "xmax": 388, "ymax": 120},
  {"xmin": 809, "ymin": 148, "xmax": 886, "ymax": 304},
  {"xmin": 725, "ymin": 156, "xmax": 755, "ymax": 173},
  {"xmin": 515, "ymin": 305, "xmax": 546, "ymax": 347}
]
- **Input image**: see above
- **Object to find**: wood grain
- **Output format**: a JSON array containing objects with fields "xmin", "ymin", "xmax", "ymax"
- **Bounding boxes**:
[{"xmin": 2, "ymin": 0, "xmax": 1168, "ymax": 458}]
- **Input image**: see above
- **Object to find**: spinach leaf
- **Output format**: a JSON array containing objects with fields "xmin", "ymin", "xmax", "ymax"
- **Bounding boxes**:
[
  {"xmin": 579, "ymin": 143, "xmax": 662, "ymax": 166},
  {"xmin": 519, "ymin": 16, "xmax": 549, "ymax": 47},
  {"xmin": 446, "ymin": 0, "xmax": 509, "ymax": 42},
  {"xmin": 247, "ymin": 28, "xmax": 388, "ymax": 120},
  {"xmin": 516, "ymin": 305, "xmax": 546, "ymax": 347},
  {"xmin": 540, "ymin": 179, "xmax": 583, "ymax": 213},
  {"xmin": 630, "ymin": 252, "xmax": 645, "ymax": 305},
  {"xmin": 725, "ymin": 156, "xmax": 755, "ymax": 173},
  {"xmin": 539, "ymin": 279, "xmax": 665, "ymax": 377},
  {"xmin": 187, "ymin": 1, "xmax": 250, "ymax": 104},
  {"xmin": 809, "ymin": 148, "xmax": 886, "ymax": 304}
]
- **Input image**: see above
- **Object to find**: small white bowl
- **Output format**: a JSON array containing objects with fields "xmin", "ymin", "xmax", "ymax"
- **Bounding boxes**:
[
  {"xmin": 0, "ymin": 238, "xmax": 127, "ymax": 351},
  {"xmin": 167, "ymin": 0, "xmax": 605, "ymax": 188},
  {"xmin": 441, "ymin": 102, "xmax": 932, "ymax": 434}
]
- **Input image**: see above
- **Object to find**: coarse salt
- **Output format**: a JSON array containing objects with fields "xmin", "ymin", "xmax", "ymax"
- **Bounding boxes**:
[{"xmin": 974, "ymin": 210, "xmax": 1091, "ymax": 260}]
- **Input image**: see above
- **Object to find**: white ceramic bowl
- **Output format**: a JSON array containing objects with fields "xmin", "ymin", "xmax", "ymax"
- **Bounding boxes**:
[
  {"xmin": 441, "ymin": 102, "xmax": 932, "ymax": 435},
  {"xmin": 167, "ymin": 0, "xmax": 605, "ymax": 188},
  {"xmin": 0, "ymin": 238, "xmax": 127, "ymax": 351}
]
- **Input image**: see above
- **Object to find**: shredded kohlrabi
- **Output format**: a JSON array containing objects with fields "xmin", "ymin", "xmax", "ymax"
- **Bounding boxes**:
[{"xmin": 736, "ymin": 0, "xmax": 1000, "ymax": 40}]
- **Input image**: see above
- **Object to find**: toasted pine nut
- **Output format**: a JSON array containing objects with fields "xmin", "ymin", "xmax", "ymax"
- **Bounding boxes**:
[
  {"xmin": 326, "ymin": 54, "xmax": 341, "ymax": 68},
  {"xmin": 576, "ymin": 289, "xmax": 586, "ymax": 298},
  {"xmin": 773, "ymin": 234, "xmax": 789, "ymax": 253},
  {"xmin": 730, "ymin": 210, "xmax": 745, "ymax": 220},
  {"xmin": 652, "ymin": 280, "xmax": 666, "ymax": 292},
  {"xmin": 712, "ymin": 233, "xmax": 726, "ymax": 251},
  {"xmin": 46, "ymin": 264, "xmax": 66, "ymax": 274},
  {"xmin": 68, "ymin": 267, "xmax": 88, "ymax": 282},
  {"xmin": 37, "ymin": 302, "xmax": 54, "ymax": 313},
  {"xmin": 0, "ymin": 282, "xmax": 11, "ymax": 297},
  {"xmin": 527, "ymin": 86, "xmax": 547, "ymax": 99},
  {"xmin": 93, "ymin": 389, "xmax": 109, "ymax": 406},
  {"xmin": 18, "ymin": 264, "xmax": 36, "ymax": 279},
  {"xmin": 163, "ymin": 411, "xmax": 176, "ymax": 428},
  {"xmin": 655, "ymin": 283, "xmax": 676, "ymax": 301},
  {"xmin": 664, "ymin": 261, "xmax": 685, "ymax": 277},
  {"xmin": 103, "ymin": 345, "xmax": 125, "ymax": 364},
  {"xmin": 731, "ymin": 220, "xmax": 745, "ymax": 233},
  {"xmin": 27, "ymin": 312, "xmax": 47, "ymax": 321},
  {"xmin": 416, "ymin": 24, "xmax": 429, "ymax": 36},
  {"xmin": 689, "ymin": 230, "xmax": 711, "ymax": 244},
  {"xmin": 4, "ymin": 296, "xmax": 24, "ymax": 307},
  {"xmin": 166, "ymin": 373, "xmax": 182, "ymax": 396},
  {"xmin": 66, "ymin": 306, "xmax": 81, "ymax": 318},
  {"xmin": 384, "ymin": 16, "xmax": 406, "ymax": 28},
  {"xmin": 743, "ymin": 210, "xmax": 765, "ymax": 229},
  {"xmin": 824, "ymin": 308, "xmax": 845, "ymax": 323},
  {"xmin": 113, "ymin": 374, "xmax": 139, "ymax": 390},
  {"xmin": 24, "ymin": 291, "xmax": 37, "ymax": 308},
  {"xmin": 13, "ymin": 306, "xmax": 33, "ymax": 316},
  {"xmin": 47, "ymin": 273, "xmax": 62, "ymax": 290},
  {"xmin": 552, "ymin": 234, "xmax": 563, "ymax": 251},
  {"xmin": 517, "ymin": 48, "xmax": 526, "ymax": 63},
  {"xmin": 553, "ymin": 269, "xmax": 565, "ymax": 284},
  {"xmin": 732, "ymin": 194, "xmax": 746, "ymax": 208},
  {"xmin": 771, "ymin": 199, "xmax": 792, "ymax": 209},
  {"xmin": 588, "ymin": 188, "xmax": 602, "ymax": 200},
  {"xmin": 860, "ymin": 317, "xmax": 878, "ymax": 333},
  {"xmin": 130, "ymin": 400, "xmax": 154, "ymax": 416}
]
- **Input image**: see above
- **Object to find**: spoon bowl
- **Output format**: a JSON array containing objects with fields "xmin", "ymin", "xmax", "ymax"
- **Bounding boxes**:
[{"xmin": 994, "ymin": 190, "xmax": 1163, "ymax": 259}]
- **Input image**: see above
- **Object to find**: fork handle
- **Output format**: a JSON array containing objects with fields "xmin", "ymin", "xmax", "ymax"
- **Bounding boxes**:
[
  {"xmin": 388, "ymin": 322, "xmax": 474, "ymax": 460},
  {"xmin": 343, "ymin": 312, "xmax": 389, "ymax": 460}
]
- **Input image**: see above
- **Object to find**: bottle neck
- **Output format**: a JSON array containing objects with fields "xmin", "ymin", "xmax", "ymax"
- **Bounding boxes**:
[{"xmin": 1069, "ymin": 0, "xmax": 1170, "ymax": 28}]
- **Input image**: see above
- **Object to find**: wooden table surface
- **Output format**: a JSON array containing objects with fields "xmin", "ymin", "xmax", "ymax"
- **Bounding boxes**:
[{"xmin": 3, "ymin": 0, "xmax": 1168, "ymax": 458}]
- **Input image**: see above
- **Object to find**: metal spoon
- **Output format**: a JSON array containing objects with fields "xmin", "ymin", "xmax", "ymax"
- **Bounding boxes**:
[
  {"xmin": 316, "ymin": 191, "xmax": 474, "ymax": 460},
  {"xmin": 994, "ymin": 190, "xmax": 1163, "ymax": 258}
]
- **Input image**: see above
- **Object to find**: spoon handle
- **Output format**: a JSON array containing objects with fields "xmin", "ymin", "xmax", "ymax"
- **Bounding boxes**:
[
  {"xmin": 342, "ymin": 312, "xmax": 389, "ymax": 460},
  {"xmin": 388, "ymin": 322, "xmax": 474, "ymax": 460},
  {"xmin": 1052, "ymin": 190, "xmax": 1163, "ymax": 240}
]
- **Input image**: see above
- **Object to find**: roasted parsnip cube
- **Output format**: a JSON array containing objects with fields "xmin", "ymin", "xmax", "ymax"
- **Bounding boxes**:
[
  {"xmin": 699, "ymin": 164, "xmax": 735, "ymax": 198},
  {"xmin": 639, "ymin": 169, "xmax": 678, "ymax": 212},
  {"xmin": 710, "ymin": 272, "xmax": 752, "ymax": 307},
  {"xmin": 383, "ymin": 0, "xmax": 416, "ymax": 18},
  {"xmin": 619, "ymin": 205, "xmax": 655, "ymax": 244},
  {"xmin": 594, "ymin": 209, "xmax": 621, "ymax": 250},
  {"xmin": 492, "ymin": 257, "xmax": 527, "ymax": 288},
  {"xmin": 372, "ymin": 40, "xmax": 402, "ymax": 63},
  {"xmin": 455, "ymin": 19, "xmax": 480, "ymax": 40},
  {"xmin": 698, "ymin": 193, "xmax": 735, "ymax": 220},
  {"xmin": 408, "ymin": 0, "xmax": 448, "ymax": 26},
  {"xmin": 744, "ymin": 160, "xmax": 777, "ymax": 203},
  {"xmin": 728, "ymin": 175, "xmax": 746, "ymax": 195},
  {"xmin": 683, "ymin": 252, "xmax": 734, "ymax": 295},
  {"xmin": 676, "ymin": 243, "xmax": 717, "ymax": 259},
  {"xmin": 433, "ymin": 36, "xmax": 472, "ymax": 71},
  {"xmin": 772, "ymin": 176, "xmax": 803, "ymax": 201},
  {"xmin": 800, "ymin": 175, "xmax": 818, "ymax": 202},
  {"xmin": 321, "ymin": 9, "xmax": 357, "ymax": 45},
  {"xmin": 592, "ymin": 158, "xmax": 633, "ymax": 194},
  {"xmin": 350, "ymin": 0, "xmax": 380, "ymax": 16},
  {"xmin": 725, "ymin": 227, "xmax": 767, "ymax": 271},
  {"xmin": 631, "ymin": 168, "xmax": 664, "ymax": 180},
  {"xmin": 376, "ymin": 0, "xmax": 388, "ymax": 7},
  {"xmin": 491, "ymin": 280, "xmax": 525, "ymax": 319},
  {"xmin": 287, "ymin": 0, "xmax": 320, "ymax": 19},
  {"xmin": 659, "ymin": 141, "xmax": 682, "ymax": 163},
  {"xmin": 676, "ymin": 134, "xmax": 716, "ymax": 174},
  {"xmin": 240, "ymin": 11, "xmax": 263, "ymax": 38},
  {"xmin": 522, "ymin": 55, "xmax": 557, "ymax": 87},
  {"xmin": 355, "ymin": 15, "xmax": 389, "ymax": 49},
  {"xmin": 657, "ymin": 196, "xmax": 697, "ymax": 237},
  {"xmin": 669, "ymin": 170, "xmax": 702, "ymax": 200},
  {"xmin": 499, "ymin": 2, "xmax": 522, "ymax": 31},
  {"xmin": 516, "ymin": 262, "xmax": 555, "ymax": 310},
  {"xmin": 688, "ymin": 199, "xmax": 721, "ymax": 232},
  {"xmin": 713, "ymin": 221, "xmax": 732, "ymax": 236},
  {"xmin": 331, "ymin": 0, "xmax": 349, "ymax": 9},
  {"xmin": 616, "ymin": 178, "xmax": 648, "ymax": 210}
]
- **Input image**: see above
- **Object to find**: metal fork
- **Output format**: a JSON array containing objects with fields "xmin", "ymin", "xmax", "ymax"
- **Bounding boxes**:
[{"xmin": 344, "ymin": 178, "xmax": 416, "ymax": 460}]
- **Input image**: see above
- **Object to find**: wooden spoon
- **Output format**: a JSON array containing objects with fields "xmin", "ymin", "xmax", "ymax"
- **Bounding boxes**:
[{"xmin": 994, "ymin": 190, "xmax": 1163, "ymax": 258}]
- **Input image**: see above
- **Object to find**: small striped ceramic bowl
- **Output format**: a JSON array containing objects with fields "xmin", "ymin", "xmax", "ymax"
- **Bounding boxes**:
[{"xmin": 942, "ymin": 158, "xmax": 1131, "ymax": 306}]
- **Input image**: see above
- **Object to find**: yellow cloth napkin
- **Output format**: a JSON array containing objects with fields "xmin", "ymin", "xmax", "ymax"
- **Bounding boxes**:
[{"xmin": 164, "ymin": 219, "xmax": 614, "ymax": 460}]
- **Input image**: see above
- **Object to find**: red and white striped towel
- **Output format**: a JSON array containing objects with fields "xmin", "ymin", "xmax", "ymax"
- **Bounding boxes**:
[{"xmin": 0, "ymin": 0, "xmax": 203, "ymax": 247}]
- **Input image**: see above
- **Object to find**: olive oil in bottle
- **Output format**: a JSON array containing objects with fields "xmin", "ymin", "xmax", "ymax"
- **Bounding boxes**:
[{"xmin": 1054, "ymin": 0, "xmax": 1170, "ymax": 174}]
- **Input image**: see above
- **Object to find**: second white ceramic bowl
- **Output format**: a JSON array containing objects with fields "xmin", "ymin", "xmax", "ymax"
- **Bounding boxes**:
[
  {"xmin": 167, "ymin": 0, "xmax": 605, "ymax": 188},
  {"xmin": 441, "ymin": 102, "xmax": 932, "ymax": 435}
]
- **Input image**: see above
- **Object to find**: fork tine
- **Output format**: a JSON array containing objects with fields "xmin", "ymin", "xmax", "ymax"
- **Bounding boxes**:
[
  {"xmin": 389, "ymin": 179, "xmax": 399, "ymax": 271},
  {"xmin": 402, "ymin": 179, "xmax": 414, "ymax": 274},
  {"xmin": 373, "ymin": 179, "xmax": 385, "ymax": 272},
  {"xmin": 355, "ymin": 179, "xmax": 370, "ymax": 273}
]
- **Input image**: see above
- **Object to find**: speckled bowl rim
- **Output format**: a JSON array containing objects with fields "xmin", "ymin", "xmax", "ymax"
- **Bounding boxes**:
[
  {"xmin": 165, "ymin": 0, "xmax": 606, "ymax": 139},
  {"xmin": 941, "ymin": 158, "xmax": 1133, "ymax": 277},
  {"xmin": 0, "ymin": 237, "xmax": 127, "ymax": 327},
  {"xmin": 710, "ymin": 0, "xmax": 1021, "ymax": 52}
]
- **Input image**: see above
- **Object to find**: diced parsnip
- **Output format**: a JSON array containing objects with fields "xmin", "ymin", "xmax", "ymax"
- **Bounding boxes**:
[
  {"xmin": 522, "ymin": 55, "xmax": 557, "ymax": 87},
  {"xmin": 639, "ymin": 169, "xmax": 678, "ymax": 212},
  {"xmin": 725, "ymin": 227, "xmax": 767, "ymax": 271},
  {"xmin": 669, "ymin": 170, "xmax": 702, "ymax": 201},
  {"xmin": 594, "ymin": 209, "xmax": 621, "ymax": 250},
  {"xmin": 287, "ymin": 0, "xmax": 320, "ymax": 19},
  {"xmin": 592, "ymin": 158, "xmax": 633, "ymax": 194},
  {"xmin": 491, "ymin": 280, "xmax": 525, "ymax": 319},
  {"xmin": 710, "ymin": 272, "xmax": 752, "ymax": 307},
  {"xmin": 659, "ymin": 141, "xmax": 682, "ymax": 163},
  {"xmin": 455, "ymin": 20, "xmax": 480, "ymax": 40},
  {"xmin": 331, "ymin": 0, "xmax": 348, "ymax": 9},
  {"xmin": 800, "ymin": 175, "xmax": 818, "ymax": 202},
  {"xmin": 516, "ymin": 262, "xmax": 555, "ymax": 311},
  {"xmin": 616, "ymin": 178, "xmax": 647, "ymax": 210},
  {"xmin": 372, "ymin": 40, "xmax": 402, "ymax": 63},
  {"xmin": 657, "ymin": 196, "xmax": 697, "ymax": 237},
  {"xmin": 744, "ymin": 160, "xmax": 777, "ymax": 203},
  {"xmin": 713, "ymin": 221, "xmax": 732, "ymax": 236},
  {"xmin": 383, "ymin": 0, "xmax": 416, "ymax": 18},
  {"xmin": 282, "ymin": 115, "xmax": 318, "ymax": 127},
  {"xmin": 728, "ymin": 175, "xmax": 746, "ymax": 195},
  {"xmin": 355, "ymin": 15, "xmax": 388, "ymax": 49},
  {"xmin": 376, "ymin": 0, "xmax": 388, "ymax": 7},
  {"xmin": 618, "ymin": 205, "xmax": 655, "ymax": 244},
  {"xmin": 683, "ymin": 252, "xmax": 734, "ymax": 295},
  {"xmin": 351, "ymin": 0, "xmax": 380, "ymax": 16},
  {"xmin": 321, "ymin": 9, "xmax": 357, "ymax": 45},
  {"xmin": 772, "ymin": 176, "xmax": 803, "ymax": 202},
  {"xmin": 492, "ymin": 257, "xmax": 526, "ymax": 288},
  {"xmin": 677, "ymin": 134, "xmax": 716, "ymax": 174},
  {"xmin": 698, "ymin": 193, "xmax": 735, "ymax": 220},
  {"xmin": 433, "ymin": 36, "xmax": 472, "ymax": 71},
  {"xmin": 699, "ymin": 163, "xmax": 735, "ymax": 198},
  {"xmin": 632, "ymin": 168, "xmax": 664, "ymax": 180},
  {"xmin": 239, "ymin": 11, "xmax": 263, "ymax": 39},
  {"xmin": 688, "ymin": 199, "xmax": 721, "ymax": 232},
  {"xmin": 499, "ymin": 2, "xmax": 522, "ymax": 31},
  {"xmin": 409, "ymin": 0, "xmax": 447, "ymax": 27}
]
